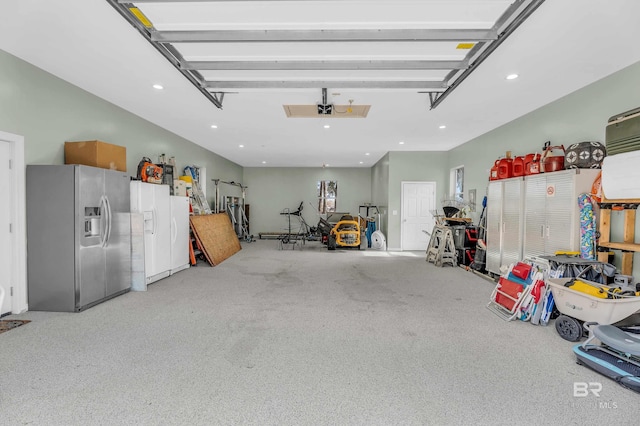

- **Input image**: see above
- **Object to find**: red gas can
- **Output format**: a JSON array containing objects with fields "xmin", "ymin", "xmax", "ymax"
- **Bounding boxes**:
[
  {"xmin": 490, "ymin": 160, "xmax": 500, "ymax": 181},
  {"xmin": 512, "ymin": 156, "xmax": 525, "ymax": 177},
  {"xmin": 524, "ymin": 153, "xmax": 541, "ymax": 175},
  {"xmin": 497, "ymin": 152, "xmax": 513, "ymax": 179},
  {"xmin": 541, "ymin": 143, "xmax": 565, "ymax": 173}
]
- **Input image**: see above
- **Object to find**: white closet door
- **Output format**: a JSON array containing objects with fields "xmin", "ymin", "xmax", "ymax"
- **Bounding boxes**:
[
  {"xmin": 501, "ymin": 178, "xmax": 523, "ymax": 267},
  {"xmin": 544, "ymin": 171, "xmax": 575, "ymax": 254},
  {"xmin": 523, "ymin": 175, "xmax": 547, "ymax": 258}
]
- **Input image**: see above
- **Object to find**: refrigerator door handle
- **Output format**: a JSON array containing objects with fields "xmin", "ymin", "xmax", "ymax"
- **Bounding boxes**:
[
  {"xmin": 152, "ymin": 207, "xmax": 157, "ymax": 235},
  {"xmin": 171, "ymin": 217, "xmax": 177, "ymax": 244},
  {"xmin": 99, "ymin": 196, "xmax": 108, "ymax": 247},
  {"xmin": 104, "ymin": 196, "xmax": 113, "ymax": 246}
]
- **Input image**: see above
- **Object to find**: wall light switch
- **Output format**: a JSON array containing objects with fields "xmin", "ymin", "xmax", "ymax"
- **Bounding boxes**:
[{"xmin": 392, "ymin": 210, "xmax": 398, "ymax": 215}]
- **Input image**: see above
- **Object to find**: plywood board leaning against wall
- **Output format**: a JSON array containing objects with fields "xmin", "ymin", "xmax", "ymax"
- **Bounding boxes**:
[{"xmin": 189, "ymin": 213, "xmax": 241, "ymax": 266}]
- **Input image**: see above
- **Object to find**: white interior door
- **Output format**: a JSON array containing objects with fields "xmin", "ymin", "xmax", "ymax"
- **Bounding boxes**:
[
  {"xmin": 401, "ymin": 181, "xmax": 436, "ymax": 251},
  {"xmin": 0, "ymin": 141, "xmax": 12, "ymax": 314}
]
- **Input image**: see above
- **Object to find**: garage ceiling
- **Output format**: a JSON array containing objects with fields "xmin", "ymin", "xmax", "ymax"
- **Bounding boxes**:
[
  {"xmin": 1, "ymin": 1, "xmax": 640, "ymax": 168},
  {"xmin": 108, "ymin": 0, "xmax": 543, "ymax": 110}
]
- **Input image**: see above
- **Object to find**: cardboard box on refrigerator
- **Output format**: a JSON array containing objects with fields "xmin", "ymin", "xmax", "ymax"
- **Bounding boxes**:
[{"xmin": 64, "ymin": 140, "xmax": 127, "ymax": 172}]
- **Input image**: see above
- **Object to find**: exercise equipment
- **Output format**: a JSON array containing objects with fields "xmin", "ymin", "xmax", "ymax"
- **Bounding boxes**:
[
  {"xmin": 279, "ymin": 202, "xmax": 315, "ymax": 246},
  {"xmin": 213, "ymin": 179, "xmax": 253, "ymax": 242}
]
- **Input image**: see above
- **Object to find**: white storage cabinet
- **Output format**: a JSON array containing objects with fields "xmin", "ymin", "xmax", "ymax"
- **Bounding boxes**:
[
  {"xmin": 486, "ymin": 177, "xmax": 524, "ymax": 276},
  {"xmin": 522, "ymin": 169, "xmax": 599, "ymax": 258}
]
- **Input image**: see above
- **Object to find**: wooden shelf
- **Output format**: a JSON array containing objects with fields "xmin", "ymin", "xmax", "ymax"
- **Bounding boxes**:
[
  {"xmin": 598, "ymin": 242, "xmax": 640, "ymax": 251},
  {"xmin": 597, "ymin": 201, "xmax": 639, "ymax": 275},
  {"xmin": 602, "ymin": 197, "xmax": 640, "ymax": 204}
]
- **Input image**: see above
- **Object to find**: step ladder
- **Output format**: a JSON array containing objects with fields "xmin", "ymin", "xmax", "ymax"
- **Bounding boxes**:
[
  {"xmin": 425, "ymin": 224, "xmax": 457, "ymax": 267},
  {"xmin": 184, "ymin": 166, "xmax": 212, "ymax": 215}
]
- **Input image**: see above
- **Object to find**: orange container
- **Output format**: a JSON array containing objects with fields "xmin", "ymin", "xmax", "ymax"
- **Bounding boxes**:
[
  {"xmin": 512, "ymin": 156, "xmax": 525, "ymax": 177},
  {"xmin": 541, "ymin": 144, "xmax": 566, "ymax": 173},
  {"xmin": 490, "ymin": 160, "xmax": 500, "ymax": 181},
  {"xmin": 497, "ymin": 152, "xmax": 513, "ymax": 179},
  {"xmin": 524, "ymin": 153, "xmax": 541, "ymax": 175}
]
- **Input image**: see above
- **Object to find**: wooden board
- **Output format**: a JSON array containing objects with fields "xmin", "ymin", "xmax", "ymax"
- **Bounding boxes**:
[{"xmin": 189, "ymin": 213, "xmax": 241, "ymax": 266}]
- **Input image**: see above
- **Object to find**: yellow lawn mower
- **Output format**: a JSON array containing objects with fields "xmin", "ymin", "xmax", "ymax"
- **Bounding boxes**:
[{"xmin": 327, "ymin": 214, "xmax": 361, "ymax": 250}]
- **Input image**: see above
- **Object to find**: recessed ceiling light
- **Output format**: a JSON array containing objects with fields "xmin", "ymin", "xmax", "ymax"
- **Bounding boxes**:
[
  {"xmin": 152, "ymin": 84, "xmax": 163, "ymax": 90},
  {"xmin": 324, "ymin": 124, "xmax": 330, "ymax": 129},
  {"xmin": 239, "ymin": 145, "xmax": 244, "ymax": 148},
  {"xmin": 365, "ymin": 153, "xmax": 370, "ymax": 156},
  {"xmin": 359, "ymin": 161, "xmax": 364, "ymax": 164},
  {"xmin": 211, "ymin": 124, "xmax": 218, "ymax": 129},
  {"xmin": 399, "ymin": 141, "xmax": 405, "ymax": 145},
  {"xmin": 262, "ymin": 161, "xmax": 266, "ymax": 164},
  {"xmin": 439, "ymin": 125, "xmax": 447, "ymax": 129},
  {"xmin": 506, "ymin": 74, "xmax": 519, "ymax": 80}
]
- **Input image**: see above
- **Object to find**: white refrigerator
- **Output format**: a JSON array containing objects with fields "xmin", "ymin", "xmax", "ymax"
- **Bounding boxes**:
[
  {"xmin": 170, "ymin": 195, "xmax": 190, "ymax": 274},
  {"xmin": 130, "ymin": 181, "xmax": 171, "ymax": 285}
]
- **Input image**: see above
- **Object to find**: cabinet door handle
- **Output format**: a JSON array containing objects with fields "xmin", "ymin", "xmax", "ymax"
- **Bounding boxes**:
[{"xmin": 541, "ymin": 225, "xmax": 544, "ymax": 237}]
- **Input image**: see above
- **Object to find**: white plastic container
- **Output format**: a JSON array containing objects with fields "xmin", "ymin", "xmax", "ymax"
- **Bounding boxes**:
[{"xmin": 547, "ymin": 278, "xmax": 640, "ymax": 324}]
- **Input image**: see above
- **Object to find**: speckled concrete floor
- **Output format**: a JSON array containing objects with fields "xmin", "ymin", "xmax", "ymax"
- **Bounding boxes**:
[{"xmin": 1, "ymin": 240, "xmax": 638, "ymax": 425}]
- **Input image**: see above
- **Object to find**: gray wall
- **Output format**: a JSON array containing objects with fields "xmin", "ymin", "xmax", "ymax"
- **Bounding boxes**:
[
  {"xmin": 243, "ymin": 167, "xmax": 371, "ymax": 236},
  {"xmin": 371, "ymin": 153, "xmax": 390, "ymax": 236},
  {"xmin": 446, "ymin": 60, "xmax": 640, "ymax": 275},
  {"xmin": 5, "ymin": 44, "xmax": 640, "ymax": 270},
  {"xmin": 448, "ymin": 60, "xmax": 640, "ymax": 224},
  {"xmin": 0, "ymin": 49, "xmax": 242, "ymax": 204},
  {"xmin": 386, "ymin": 151, "xmax": 449, "ymax": 250}
]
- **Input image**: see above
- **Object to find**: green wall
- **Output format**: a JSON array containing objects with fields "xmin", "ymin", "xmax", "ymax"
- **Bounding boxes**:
[
  {"xmin": 0, "ymin": 49, "xmax": 242, "ymax": 204},
  {"xmin": 243, "ymin": 167, "xmax": 371, "ymax": 236},
  {"xmin": 386, "ymin": 151, "xmax": 449, "ymax": 250},
  {"xmin": 448, "ymin": 60, "xmax": 640, "ymax": 223},
  {"xmin": 447, "ymin": 60, "xmax": 640, "ymax": 275},
  {"xmin": 371, "ymin": 152, "xmax": 390, "ymax": 236},
  {"xmin": 5, "ymin": 44, "xmax": 640, "ymax": 269}
]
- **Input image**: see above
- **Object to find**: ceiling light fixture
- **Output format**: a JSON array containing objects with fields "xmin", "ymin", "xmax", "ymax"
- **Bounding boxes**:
[
  {"xmin": 239, "ymin": 145, "xmax": 244, "ymax": 148},
  {"xmin": 211, "ymin": 124, "xmax": 218, "ymax": 129},
  {"xmin": 359, "ymin": 161, "xmax": 364, "ymax": 164},
  {"xmin": 262, "ymin": 161, "xmax": 266, "ymax": 164},
  {"xmin": 506, "ymin": 73, "xmax": 519, "ymax": 80},
  {"xmin": 439, "ymin": 125, "xmax": 447, "ymax": 129},
  {"xmin": 365, "ymin": 153, "xmax": 370, "ymax": 156},
  {"xmin": 324, "ymin": 124, "xmax": 330, "ymax": 129},
  {"xmin": 399, "ymin": 141, "xmax": 405, "ymax": 145},
  {"xmin": 152, "ymin": 84, "xmax": 163, "ymax": 90}
]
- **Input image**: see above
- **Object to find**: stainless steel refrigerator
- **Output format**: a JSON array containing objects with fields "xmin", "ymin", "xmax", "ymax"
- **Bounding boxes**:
[{"xmin": 26, "ymin": 165, "xmax": 131, "ymax": 312}]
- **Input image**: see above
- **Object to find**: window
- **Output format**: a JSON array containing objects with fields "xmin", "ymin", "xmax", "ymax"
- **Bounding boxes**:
[
  {"xmin": 450, "ymin": 166, "xmax": 464, "ymax": 202},
  {"xmin": 317, "ymin": 180, "xmax": 337, "ymax": 214}
]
